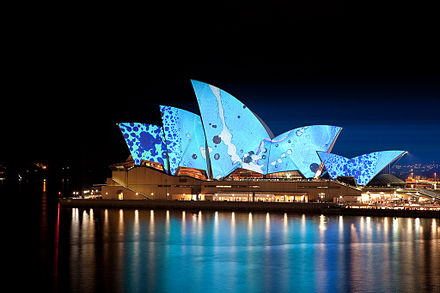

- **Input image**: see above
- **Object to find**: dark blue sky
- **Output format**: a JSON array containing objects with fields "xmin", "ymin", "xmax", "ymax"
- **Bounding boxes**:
[
  {"xmin": 3, "ymin": 7, "xmax": 439, "ymax": 170},
  {"xmin": 3, "ymin": 63, "xmax": 439, "ymax": 170}
]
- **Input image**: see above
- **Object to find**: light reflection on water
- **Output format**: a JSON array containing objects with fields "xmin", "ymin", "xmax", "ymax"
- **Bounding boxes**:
[{"xmin": 59, "ymin": 209, "xmax": 440, "ymax": 293}]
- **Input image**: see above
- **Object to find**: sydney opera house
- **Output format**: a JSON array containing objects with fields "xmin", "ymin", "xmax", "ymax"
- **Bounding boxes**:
[{"xmin": 102, "ymin": 80, "xmax": 407, "ymax": 202}]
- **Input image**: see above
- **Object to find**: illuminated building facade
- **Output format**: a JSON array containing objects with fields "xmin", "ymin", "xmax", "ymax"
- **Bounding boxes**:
[
  {"xmin": 318, "ymin": 151, "xmax": 407, "ymax": 186},
  {"xmin": 118, "ymin": 122, "xmax": 169, "ymax": 171},
  {"xmin": 160, "ymin": 105, "xmax": 208, "ymax": 176},
  {"xmin": 105, "ymin": 80, "xmax": 407, "ymax": 202}
]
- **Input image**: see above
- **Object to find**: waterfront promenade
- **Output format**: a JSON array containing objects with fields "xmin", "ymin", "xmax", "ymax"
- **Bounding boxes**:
[{"xmin": 60, "ymin": 199, "xmax": 440, "ymax": 218}]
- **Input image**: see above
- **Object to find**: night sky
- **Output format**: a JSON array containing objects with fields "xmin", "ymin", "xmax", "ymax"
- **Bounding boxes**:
[{"xmin": 2, "ymin": 6, "xmax": 439, "ymax": 180}]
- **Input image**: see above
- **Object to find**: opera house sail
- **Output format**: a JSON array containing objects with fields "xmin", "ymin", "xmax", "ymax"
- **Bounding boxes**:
[
  {"xmin": 191, "ymin": 80, "xmax": 273, "ymax": 179},
  {"xmin": 160, "ymin": 105, "xmax": 209, "ymax": 176},
  {"xmin": 115, "ymin": 80, "xmax": 406, "ymax": 185},
  {"xmin": 317, "ymin": 151, "xmax": 407, "ymax": 185},
  {"xmin": 263, "ymin": 125, "xmax": 341, "ymax": 178},
  {"xmin": 118, "ymin": 122, "xmax": 169, "ymax": 172}
]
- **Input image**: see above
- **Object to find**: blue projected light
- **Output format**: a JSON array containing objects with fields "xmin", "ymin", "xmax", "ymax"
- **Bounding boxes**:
[
  {"xmin": 317, "ymin": 150, "xmax": 406, "ymax": 185},
  {"xmin": 191, "ymin": 80, "xmax": 272, "ymax": 179},
  {"xmin": 115, "ymin": 80, "xmax": 408, "ymax": 182},
  {"xmin": 160, "ymin": 105, "xmax": 208, "ymax": 175},
  {"xmin": 118, "ymin": 122, "xmax": 169, "ymax": 172},
  {"xmin": 265, "ymin": 125, "xmax": 341, "ymax": 177}
]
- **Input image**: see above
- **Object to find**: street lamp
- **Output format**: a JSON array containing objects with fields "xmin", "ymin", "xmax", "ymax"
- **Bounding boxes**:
[{"xmin": 434, "ymin": 172, "xmax": 437, "ymax": 190}]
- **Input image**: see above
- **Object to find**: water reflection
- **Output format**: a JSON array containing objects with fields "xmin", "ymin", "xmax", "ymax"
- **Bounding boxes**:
[
  {"xmin": 248, "ymin": 212, "xmax": 253, "ymax": 235},
  {"xmin": 59, "ymin": 209, "xmax": 440, "ymax": 293}
]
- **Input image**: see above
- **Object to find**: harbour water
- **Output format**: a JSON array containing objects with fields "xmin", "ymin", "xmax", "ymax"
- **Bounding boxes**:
[
  {"xmin": 8, "ymin": 187, "xmax": 440, "ymax": 293},
  {"xmin": 56, "ymin": 207, "xmax": 440, "ymax": 292}
]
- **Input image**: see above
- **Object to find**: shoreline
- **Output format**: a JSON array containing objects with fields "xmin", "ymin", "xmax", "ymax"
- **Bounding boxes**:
[{"xmin": 60, "ymin": 199, "xmax": 440, "ymax": 218}]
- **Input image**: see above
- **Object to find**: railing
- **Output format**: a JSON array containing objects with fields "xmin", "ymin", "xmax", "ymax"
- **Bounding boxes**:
[{"xmin": 222, "ymin": 177, "xmax": 362, "ymax": 191}]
